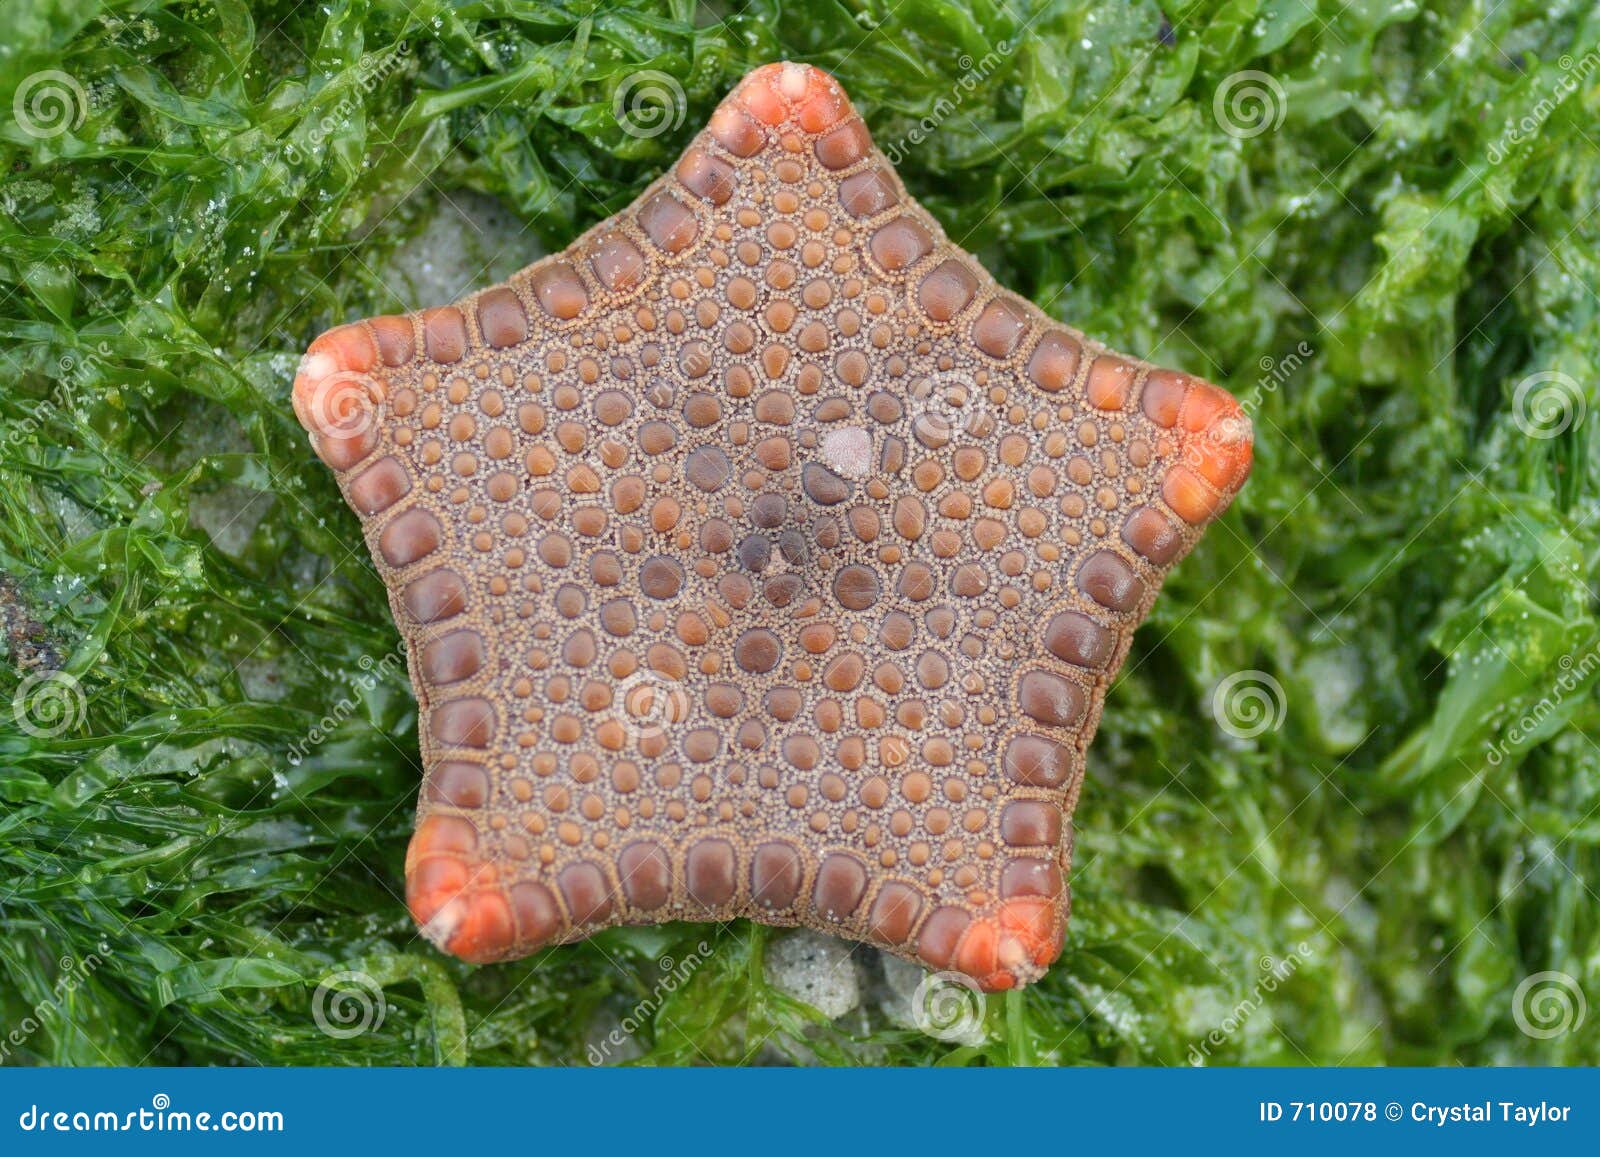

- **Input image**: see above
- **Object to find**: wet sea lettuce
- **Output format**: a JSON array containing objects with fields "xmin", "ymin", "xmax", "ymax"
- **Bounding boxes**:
[{"xmin": 1, "ymin": 0, "xmax": 1597, "ymax": 1065}]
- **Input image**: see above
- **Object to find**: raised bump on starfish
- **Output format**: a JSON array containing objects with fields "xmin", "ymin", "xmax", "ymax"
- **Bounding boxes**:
[{"xmin": 292, "ymin": 61, "xmax": 1251, "ymax": 990}]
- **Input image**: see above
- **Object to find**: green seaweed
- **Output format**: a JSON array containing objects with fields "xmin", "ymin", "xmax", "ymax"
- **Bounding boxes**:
[{"xmin": 1, "ymin": 0, "xmax": 1597, "ymax": 1066}]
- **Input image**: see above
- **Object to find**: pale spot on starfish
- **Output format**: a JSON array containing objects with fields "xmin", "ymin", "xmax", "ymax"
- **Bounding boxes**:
[{"xmin": 821, "ymin": 427, "xmax": 872, "ymax": 480}]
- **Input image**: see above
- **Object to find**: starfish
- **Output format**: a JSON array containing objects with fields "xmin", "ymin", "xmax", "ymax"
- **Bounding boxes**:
[{"xmin": 292, "ymin": 62, "xmax": 1251, "ymax": 991}]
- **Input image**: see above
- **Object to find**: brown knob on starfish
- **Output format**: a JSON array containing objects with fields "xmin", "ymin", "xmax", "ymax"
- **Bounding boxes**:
[{"xmin": 292, "ymin": 62, "xmax": 1251, "ymax": 991}]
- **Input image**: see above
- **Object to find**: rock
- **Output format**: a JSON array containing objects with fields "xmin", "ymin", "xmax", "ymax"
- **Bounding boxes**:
[
  {"xmin": 876, "ymin": 950, "xmax": 929, "ymax": 1030},
  {"xmin": 763, "ymin": 929, "xmax": 861, "ymax": 1019},
  {"xmin": 387, "ymin": 191, "xmax": 537, "ymax": 308},
  {"xmin": 188, "ymin": 485, "xmax": 274, "ymax": 559}
]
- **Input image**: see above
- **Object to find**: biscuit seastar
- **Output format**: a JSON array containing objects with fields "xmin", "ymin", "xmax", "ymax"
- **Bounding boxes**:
[{"xmin": 292, "ymin": 62, "xmax": 1252, "ymax": 991}]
